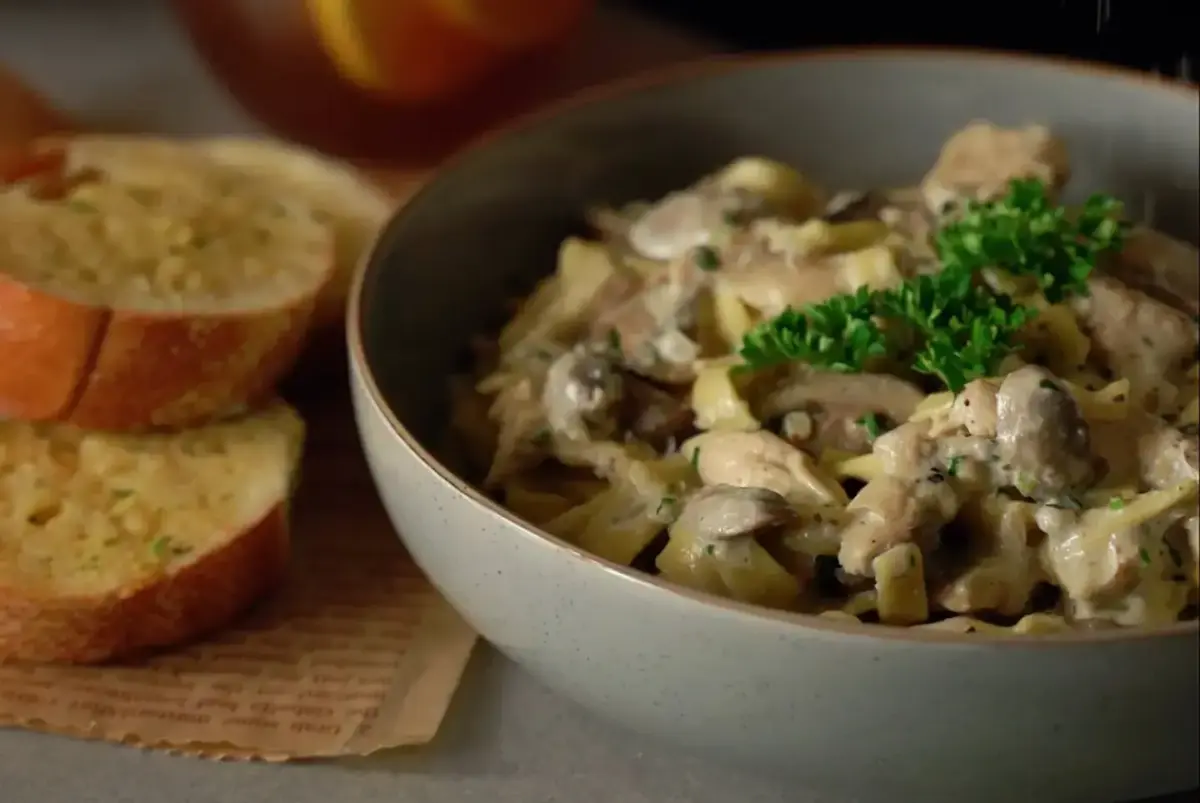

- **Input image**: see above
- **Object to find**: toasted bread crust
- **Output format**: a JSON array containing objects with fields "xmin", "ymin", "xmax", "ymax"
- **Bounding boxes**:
[
  {"xmin": 66, "ymin": 298, "xmax": 318, "ymax": 430},
  {"xmin": 0, "ymin": 503, "xmax": 289, "ymax": 664},
  {"xmin": 0, "ymin": 281, "xmax": 325, "ymax": 430},
  {"xmin": 0, "ymin": 275, "xmax": 105, "ymax": 420},
  {"xmin": 0, "ymin": 135, "xmax": 336, "ymax": 430}
]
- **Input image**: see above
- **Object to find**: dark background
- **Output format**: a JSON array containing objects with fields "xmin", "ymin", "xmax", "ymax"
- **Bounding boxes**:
[{"xmin": 622, "ymin": 0, "xmax": 1196, "ymax": 79}]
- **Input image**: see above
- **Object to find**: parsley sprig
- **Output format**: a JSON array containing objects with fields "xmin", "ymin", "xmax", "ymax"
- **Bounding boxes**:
[
  {"xmin": 737, "ymin": 178, "xmax": 1127, "ymax": 391},
  {"xmin": 739, "ymin": 288, "xmax": 887, "ymax": 373},
  {"xmin": 936, "ymin": 179, "xmax": 1126, "ymax": 303}
]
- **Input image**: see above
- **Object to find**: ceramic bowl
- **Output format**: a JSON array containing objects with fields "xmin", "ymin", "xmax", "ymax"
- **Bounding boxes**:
[{"xmin": 348, "ymin": 50, "xmax": 1199, "ymax": 803}]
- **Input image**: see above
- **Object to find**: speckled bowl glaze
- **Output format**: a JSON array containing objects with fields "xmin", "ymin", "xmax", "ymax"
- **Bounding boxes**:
[{"xmin": 349, "ymin": 51, "xmax": 1199, "ymax": 803}]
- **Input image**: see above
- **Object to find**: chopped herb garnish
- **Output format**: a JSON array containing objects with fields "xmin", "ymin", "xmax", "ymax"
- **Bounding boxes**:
[
  {"xmin": 946, "ymin": 455, "xmax": 964, "ymax": 477},
  {"xmin": 737, "ymin": 179, "xmax": 1126, "ymax": 391},
  {"xmin": 703, "ymin": 543, "xmax": 716, "ymax": 556},
  {"xmin": 1108, "ymin": 496, "xmax": 1125, "ymax": 510},
  {"xmin": 1039, "ymin": 379, "xmax": 1060, "ymax": 391},
  {"xmin": 689, "ymin": 447, "xmax": 701, "ymax": 471},
  {"xmin": 937, "ymin": 179, "xmax": 1126, "ymax": 303},
  {"xmin": 112, "ymin": 488, "xmax": 134, "ymax": 499},
  {"xmin": 739, "ymin": 287, "xmax": 888, "ymax": 375},
  {"xmin": 1139, "ymin": 547, "xmax": 1151, "ymax": 566},
  {"xmin": 694, "ymin": 245, "xmax": 721, "ymax": 271},
  {"xmin": 152, "ymin": 537, "xmax": 171, "ymax": 559},
  {"xmin": 656, "ymin": 496, "xmax": 677, "ymax": 516},
  {"xmin": 607, "ymin": 328, "xmax": 622, "ymax": 354},
  {"xmin": 858, "ymin": 412, "xmax": 882, "ymax": 441}
]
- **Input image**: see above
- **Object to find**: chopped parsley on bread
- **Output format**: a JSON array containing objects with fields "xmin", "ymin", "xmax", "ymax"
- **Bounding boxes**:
[
  {"xmin": 0, "ymin": 135, "xmax": 336, "ymax": 430},
  {"xmin": 0, "ymin": 402, "xmax": 304, "ymax": 664}
]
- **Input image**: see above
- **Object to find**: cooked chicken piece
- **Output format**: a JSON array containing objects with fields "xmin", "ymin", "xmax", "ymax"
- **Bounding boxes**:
[
  {"xmin": 838, "ymin": 474, "xmax": 961, "ymax": 577},
  {"xmin": 683, "ymin": 429, "xmax": 845, "ymax": 507},
  {"xmin": 1101, "ymin": 226, "xmax": 1199, "ymax": 316},
  {"xmin": 759, "ymin": 369, "xmax": 926, "ymax": 424},
  {"xmin": 1090, "ymin": 411, "xmax": 1198, "ymax": 490},
  {"xmin": 921, "ymin": 121, "xmax": 1069, "ymax": 212},
  {"xmin": 1137, "ymin": 424, "xmax": 1199, "ymax": 489},
  {"xmin": 947, "ymin": 379, "xmax": 1001, "ymax": 438},
  {"xmin": 995, "ymin": 366, "xmax": 1096, "ymax": 502},
  {"xmin": 871, "ymin": 420, "xmax": 937, "ymax": 479},
  {"xmin": 1036, "ymin": 505, "xmax": 1145, "ymax": 611},
  {"xmin": 935, "ymin": 497, "xmax": 1039, "ymax": 618},
  {"xmin": 590, "ymin": 257, "xmax": 707, "ymax": 384},
  {"xmin": 1071, "ymin": 275, "xmax": 1198, "ymax": 412},
  {"xmin": 541, "ymin": 344, "xmax": 623, "ymax": 443}
]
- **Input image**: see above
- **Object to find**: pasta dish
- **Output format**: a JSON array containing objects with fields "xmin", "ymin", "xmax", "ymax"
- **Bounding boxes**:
[{"xmin": 449, "ymin": 121, "xmax": 1199, "ymax": 635}]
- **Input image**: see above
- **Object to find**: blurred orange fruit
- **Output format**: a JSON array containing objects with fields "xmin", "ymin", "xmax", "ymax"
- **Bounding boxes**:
[{"xmin": 306, "ymin": 0, "xmax": 587, "ymax": 101}]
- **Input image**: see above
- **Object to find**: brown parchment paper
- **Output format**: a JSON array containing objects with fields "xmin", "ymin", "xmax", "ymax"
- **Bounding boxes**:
[{"xmin": 0, "ymin": 385, "xmax": 478, "ymax": 760}]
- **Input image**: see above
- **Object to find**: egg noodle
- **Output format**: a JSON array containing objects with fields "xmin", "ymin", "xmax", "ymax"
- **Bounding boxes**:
[{"xmin": 449, "ymin": 121, "xmax": 1200, "ymax": 634}]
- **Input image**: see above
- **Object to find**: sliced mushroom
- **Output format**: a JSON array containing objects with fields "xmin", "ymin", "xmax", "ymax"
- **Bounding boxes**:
[
  {"xmin": 620, "ymin": 376, "xmax": 695, "ymax": 451},
  {"xmin": 541, "ymin": 343, "xmax": 623, "ymax": 443},
  {"xmin": 624, "ymin": 157, "xmax": 826, "ymax": 262},
  {"xmin": 759, "ymin": 370, "xmax": 926, "ymax": 427},
  {"xmin": 995, "ymin": 366, "xmax": 1096, "ymax": 502},
  {"xmin": 673, "ymin": 484, "xmax": 799, "ymax": 543},
  {"xmin": 779, "ymin": 404, "xmax": 883, "ymax": 456},
  {"xmin": 657, "ymin": 484, "xmax": 805, "ymax": 609}
]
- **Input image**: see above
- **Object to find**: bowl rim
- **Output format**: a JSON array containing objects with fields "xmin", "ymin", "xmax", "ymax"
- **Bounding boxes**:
[{"xmin": 349, "ymin": 45, "xmax": 1200, "ymax": 647}]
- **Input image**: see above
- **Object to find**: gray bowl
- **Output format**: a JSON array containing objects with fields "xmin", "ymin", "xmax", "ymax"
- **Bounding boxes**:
[{"xmin": 349, "ymin": 51, "xmax": 1199, "ymax": 803}]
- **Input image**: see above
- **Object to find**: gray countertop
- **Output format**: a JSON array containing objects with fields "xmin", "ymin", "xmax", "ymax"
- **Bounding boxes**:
[{"xmin": 0, "ymin": 3, "xmax": 1194, "ymax": 802}]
